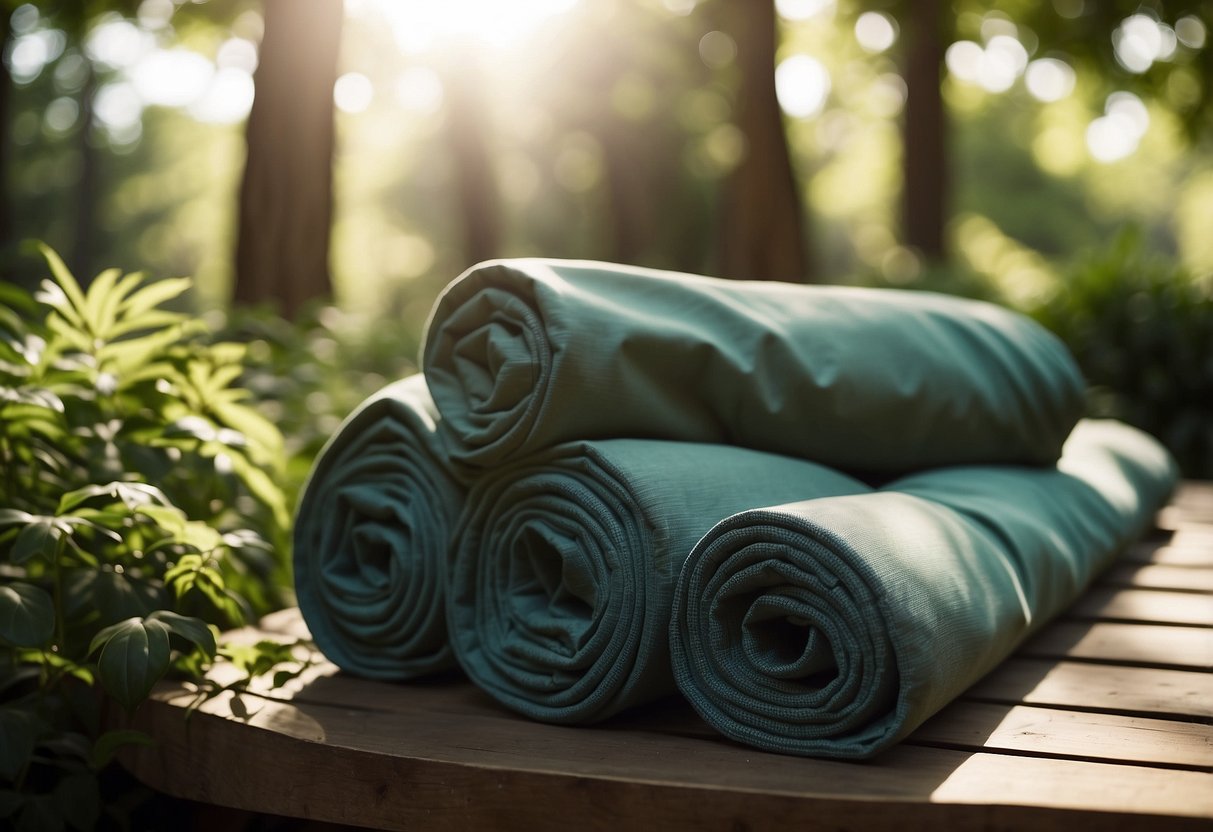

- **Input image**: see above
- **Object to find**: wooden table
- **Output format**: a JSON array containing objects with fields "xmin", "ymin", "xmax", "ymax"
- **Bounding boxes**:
[{"xmin": 114, "ymin": 483, "xmax": 1213, "ymax": 830}]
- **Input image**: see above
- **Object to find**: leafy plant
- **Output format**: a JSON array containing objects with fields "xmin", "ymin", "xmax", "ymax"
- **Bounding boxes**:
[
  {"xmin": 1031, "ymin": 228, "xmax": 1213, "ymax": 478},
  {"xmin": 0, "ymin": 247, "xmax": 298, "ymax": 830}
]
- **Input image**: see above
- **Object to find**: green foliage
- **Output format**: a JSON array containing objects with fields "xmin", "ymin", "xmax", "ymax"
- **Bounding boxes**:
[
  {"xmin": 0, "ymin": 247, "xmax": 299, "ymax": 828},
  {"xmin": 1031, "ymin": 228, "xmax": 1213, "ymax": 477}
]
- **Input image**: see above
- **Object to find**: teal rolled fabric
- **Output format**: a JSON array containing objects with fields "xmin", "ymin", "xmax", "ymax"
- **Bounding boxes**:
[
  {"xmin": 294, "ymin": 375, "xmax": 464, "ymax": 679},
  {"xmin": 421, "ymin": 258, "xmax": 1085, "ymax": 475},
  {"xmin": 669, "ymin": 420, "xmax": 1177, "ymax": 759},
  {"xmin": 447, "ymin": 439, "xmax": 871, "ymax": 723}
]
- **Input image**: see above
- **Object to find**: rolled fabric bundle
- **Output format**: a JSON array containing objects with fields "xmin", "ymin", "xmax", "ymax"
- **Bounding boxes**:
[
  {"xmin": 421, "ymin": 258, "xmax": 1085, "ymax": 475},
  {"xmin": 670, "ymin": 420, "xmax": 1177, "ymax": 759},
  {"xmin": 294, "ymin": 375, "xmax": 464, "ymax": 679},
  {"xmin": 447, "ymin": 439, "xmax": 871, "ymax": 724}
]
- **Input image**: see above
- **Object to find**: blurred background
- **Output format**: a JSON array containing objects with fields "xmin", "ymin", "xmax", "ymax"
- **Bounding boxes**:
[{"xmin": 2, "ymin": 0, "xmax": 1211, "ymax": 474}]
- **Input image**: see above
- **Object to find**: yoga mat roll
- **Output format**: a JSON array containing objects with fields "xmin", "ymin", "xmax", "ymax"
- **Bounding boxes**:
[
  {"xmin": 447, "ymin": 439, "xmax": 871, "ymax": 723},
  {"xmin": 294, "ymin": 375, "xmax": 464, "ymax": 679},
  {"xmin": 669, "ymin": 419, "xmax": 1177, "ymax": 759},
  {"xmin": 421, "ymin": 258, "xmax": 1085, "ymax": 475}
]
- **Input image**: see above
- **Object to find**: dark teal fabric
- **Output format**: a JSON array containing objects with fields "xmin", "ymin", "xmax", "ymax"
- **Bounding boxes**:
[
  {"xmin": 446, "ymin": 439, "xmax": 870, "ymax": 723},
  {"xmin": 293, "ymin": 376, "xmax": 464, "ymax": 679},
  {"xmin": 421, "ymin": 259, "xmax": 1085, "ymax": 475},
  {"xmin": 668, "ymin": 420, "xmax": 1177, "ymax": 759}
]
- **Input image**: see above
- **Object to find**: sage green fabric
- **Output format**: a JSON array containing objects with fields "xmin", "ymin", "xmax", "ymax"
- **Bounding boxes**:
[
  {"xmin": 447, "ymin": 439, "xmax": 870, "ymax": 724},
  {"xmin": 294, "ymin": 375, "xmax": 464, "ymax": 679},
  {"xmin": 669, "ymin": 419, "xmax": 1177, "ymax": 759},
  {"xmin": 421, "ymin": 258, "xmax": 1085, "ymax": 475}
]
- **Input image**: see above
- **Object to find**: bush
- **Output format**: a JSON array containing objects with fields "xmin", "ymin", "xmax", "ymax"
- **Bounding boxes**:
[
  {"xmin": 0, "ymin": 248, "xmax": 305, "ymax": 830},
  {"xmin": 1031, "ymin": 229, "xmax": 1213, "ymax": 478}
]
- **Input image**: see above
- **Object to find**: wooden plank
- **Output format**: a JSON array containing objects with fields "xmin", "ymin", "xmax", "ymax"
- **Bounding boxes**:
[
  {"xmin": 1163, "ymin": 481, "xmax": 1213, "ymax": 525},
  {"xmin": 1068, "ymin": 587, "xmax": 1213, "ymax": 627},
  {"xmin": 965, "ymin": 658, "xmax": 1213, "ymax": 720},
  {"xmin": 1100, "ymin": 563, "xmax": 1213, "ymax": 593},
  {"xmin": 1121, "ymin": 538, "xmax": 1213, "ymax": 567},
  {"xmin": 111, "ymin": 684, "xmax": 1213, "ymax": 832},
  {"xmin": 911, "ymin": 702, "xmax": 1213, "ymax": 768},
  {"xmin": 1019, "ymin": 622, "xmax": 1213, "ymax": 670}
]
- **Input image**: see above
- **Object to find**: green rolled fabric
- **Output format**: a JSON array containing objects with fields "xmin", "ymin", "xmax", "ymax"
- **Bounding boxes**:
[
  {"xmin": 294, "ymin": 375, "xmax": 464, "ymax": 679},
  {"xmin": 421, "ymin": 258, "xmax": 1085, "ymax": 475},
  {"xmin": 669, "ymin": 420, "xmax": 1177, "ymax": 759},
  {"xmin": 447, "ymin": 439, "xmax": 871, "ymax": 724}
]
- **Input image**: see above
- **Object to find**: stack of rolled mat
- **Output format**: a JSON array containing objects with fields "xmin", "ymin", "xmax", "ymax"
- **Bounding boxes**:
[{"xmin": 293, "ymin": 257, "xmax": 1177, "ymax": 759}]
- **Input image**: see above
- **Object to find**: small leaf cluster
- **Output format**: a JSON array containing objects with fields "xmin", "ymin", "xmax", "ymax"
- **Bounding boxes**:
[{"xmin": 0, "ymin": 247, "xmax": 294, "ymax": 829}]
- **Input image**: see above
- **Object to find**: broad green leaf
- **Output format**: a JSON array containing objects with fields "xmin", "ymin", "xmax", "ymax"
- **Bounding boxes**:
[
  {"xmin": 0, "ymin": 707, "xmax": 40, "ymax": 780},
  {"xmin": 82, "ymin": 267, "xmax": 122, "ymax": 339},
  {"xmin": 45, "ymin": 311, "xmax": 92, "ymax": 353},
  {"xmin": 0, "ymin": 509, "xmax": 34, "ymax": 526},
  {"xmin": 148, "ymin": 610, "xmax": 217, "ymax": 657},
  {"xmin": 56, "ymin": 481, "xmax": 169, "ymax": 515},
  {"xmin": 89, "ymin": 729, "xmax": 154, "ymax": 770},
  {"xmin": 11, "ymin": 519, "xmax": 61, "ymax": 564},
  {"xmin": 39, "ymin": 244, "xmax": 88, "ymax": 321},
  {"xmin": 210, "ymin": 398, "xmax": 285, "ymax": 464},
  {"xmin": 105, "ymin": 310, "xmax": 188, "ymax": 341},
  {"xmin": 91, "ymin": 617, "xmax": 172, "ymax": 712},
  {"xmin": 66, "ymin": 570, "xmax": 163, "ymax": 627},
  {"xmin": 116, "ymin": 276, "xmax": 191, "ymax": 319},
  {"xmin": 0, "ymin": 583, "xmax": 54, "ymax": 647}
]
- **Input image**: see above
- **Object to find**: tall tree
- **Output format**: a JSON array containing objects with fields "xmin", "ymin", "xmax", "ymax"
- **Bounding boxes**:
[
  {"xmin": 442, "ymin": 49, "xmax": 501, "ymax": 268},
  {"xmin": 900, "ymin": 0, "xmax": 948, "ymax": 262},
  {"xmin": 717, "ymin": 0, "xmax": 808, "ymax": 282},
  {"xmin": 233, "ymin": 0, "xmax": 343, "ymax": 318}
]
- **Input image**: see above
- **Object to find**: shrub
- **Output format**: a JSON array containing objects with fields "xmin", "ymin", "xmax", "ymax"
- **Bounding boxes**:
[
  {"xmin": 0, "ymin": 247, "xmax": 303, "ymax": 829},
  {"xmin": 1031, "ymin": 229, "xmax": 1213, "ymax": 478}
]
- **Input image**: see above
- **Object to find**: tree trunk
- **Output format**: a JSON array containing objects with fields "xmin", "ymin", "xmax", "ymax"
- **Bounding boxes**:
[
  {"xmin": 234, "ymin": 0, "xmax": 343, "ymax": 319},
  {"xmin": 901, "ymin": 0, "xmax": 948, "ymax": 262},
  {"xmin": 717, "ymin": 0, "xmax": 808, "ymax": 282},
  {"xmin": 72, "ymin": 64, "xmax": 98, "ymax": 283},
  {"xmin": 443, "ymin": 52, "xmax": 501, "ymax": 268},
  {"xmin": 0, "ymin": 14, "xmax": 11, "ymax": 258}
]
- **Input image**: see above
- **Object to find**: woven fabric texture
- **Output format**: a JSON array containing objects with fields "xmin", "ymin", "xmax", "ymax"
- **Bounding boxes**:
[
  {"xmin": 421, "ymin": 258, "xmax": 1085, "ymax": 476},
  {"xmin": 446, "ymin": 439, "xmax": 871, "ymax": 723},
  {"xmin": 668, "ymin": 420, "xmax": 1177, "ymax": 759},
  {"xmin": 293, "ymin": 375, "xmax": 464, "ymax": 679}
]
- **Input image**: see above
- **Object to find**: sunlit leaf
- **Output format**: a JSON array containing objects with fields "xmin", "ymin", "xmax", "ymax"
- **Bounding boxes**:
[
  {"xmin": 148, "ymin": 610, "xmax": 217, "ymax": 658},
  {"xmin": 0, "ymin": 582, "xmax": 54, "ymax": 647},
  {"xmin": 0, "ymin": 509, "xmax": 35, "ymax": 526},
  {"xmin": 116, "ymin": 276, "xmax": 191, "ymax": 319},
  {"xmin": 83, "ymin": 268, "xmax": 122, "ymax": 340},
  {"xmin": 90, "ymin": 616, "xmax": 172, "ymax": 712}
]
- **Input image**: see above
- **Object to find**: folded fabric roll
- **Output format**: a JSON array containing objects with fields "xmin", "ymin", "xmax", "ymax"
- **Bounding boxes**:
[
  {"xmin": 447, "ymin": 439, "xmax": 871, "ymax": 723},
  {"xmin": 421, "ymin": 258, "xmax": 1085, "ymax": 475},
  {"xmin": 294, "ymin": 375, "xmax": 464, "ymax": 679},
  {"xmin": 669, "ymin": 419, "xmax": 1177, "ymax": 759}
]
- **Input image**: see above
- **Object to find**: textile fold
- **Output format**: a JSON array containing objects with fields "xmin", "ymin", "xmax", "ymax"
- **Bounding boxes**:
[
  {"xmin": 422, "ymin": 258, "xmax": 1085, "ymax": 475},
  {"xmin": 294, "ymin": 375, "xmax": 464, "ymax": 679},
  {"xmin": 668, "ymin": 420, "xmax": 1177, "ymax": 759},
  {"xmin": 447, "ymin": 439, "xmax": 870, "ymax": 723}
]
